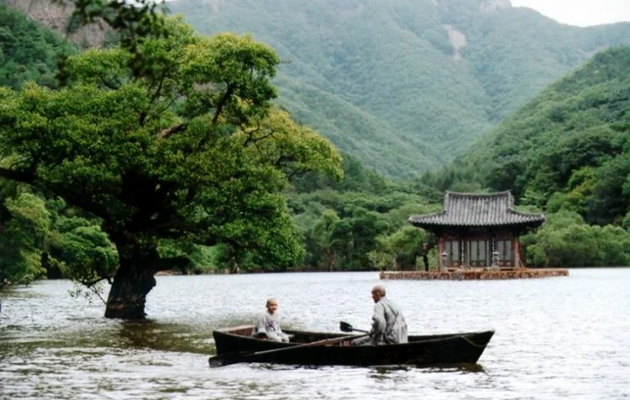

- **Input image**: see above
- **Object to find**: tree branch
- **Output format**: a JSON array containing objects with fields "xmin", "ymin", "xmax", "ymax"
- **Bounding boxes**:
[
  {"xmin": 242, "ymin": 123, "xmax": 276, "ymax": 147},
  {"xmin": 158, "ymin": 123, "xmax": 187, "ymax": 139},
  {"xmin": 212, "ymin": 84, "xmax": 234, "ymax": 125},
  {"xmin": 0, "ymin": 167, "xmax": 35, "ymax": 184}
]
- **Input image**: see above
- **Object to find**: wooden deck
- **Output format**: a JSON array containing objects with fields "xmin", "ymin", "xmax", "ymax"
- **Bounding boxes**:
[{"xmin": 380, "ymin": 268, "xmax": 569, "ymax": 280}]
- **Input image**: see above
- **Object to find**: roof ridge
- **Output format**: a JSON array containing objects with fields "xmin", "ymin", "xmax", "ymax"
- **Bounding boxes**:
[
  {"xmin": 446, "ymin": 190, "xmax": 512, "ymax": 197},
  {"xmin": 409, "ymin": 190, "xmax": 545, "ymax": 228},
  {"xmin": 509, "ymin": 209, "xmax": 545, "ymax": 218}
]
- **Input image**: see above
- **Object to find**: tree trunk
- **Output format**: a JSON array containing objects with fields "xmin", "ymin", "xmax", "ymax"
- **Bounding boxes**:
[
  {"xmin": 104, "ymin": 243, "xmax": 158, "ymax": 319},
  {"xmin": 229, "ymin": 257, "xmax": 240, "ymax": 274}
]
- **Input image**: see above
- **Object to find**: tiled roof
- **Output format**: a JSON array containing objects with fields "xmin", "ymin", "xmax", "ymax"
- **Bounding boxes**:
[{"xmin": 408, "ymin": 191, "xmax": 545, "ymax": 228}]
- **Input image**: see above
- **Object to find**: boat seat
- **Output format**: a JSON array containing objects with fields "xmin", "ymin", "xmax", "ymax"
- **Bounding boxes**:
[
  {"xmin": 253, "ymin": 332, "xmax": 296, "ymax": 342},
  {"xmin": 223, "ymin": 325, "xmax": 254, "ymax": 336}
]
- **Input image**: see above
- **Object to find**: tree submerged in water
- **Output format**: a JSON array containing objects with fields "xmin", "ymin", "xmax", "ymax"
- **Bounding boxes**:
[{"xmin": 0, "ymin": 5, "xmax": 341, "ymax": 318}]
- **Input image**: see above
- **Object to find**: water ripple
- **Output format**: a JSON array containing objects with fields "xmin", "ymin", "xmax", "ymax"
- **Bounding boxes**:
[{"xmin": 1, "ymin": 268, "xmax": 629, "ymax": 399}]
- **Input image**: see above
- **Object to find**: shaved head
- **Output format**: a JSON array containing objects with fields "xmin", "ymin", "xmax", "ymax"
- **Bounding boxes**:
[{"xmin": 371, "ymin": 285, "xmax": 386, "ymax": 297}]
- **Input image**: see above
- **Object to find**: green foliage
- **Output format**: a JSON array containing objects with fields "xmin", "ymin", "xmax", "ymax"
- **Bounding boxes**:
[
  {"xmin": 63, "ymin": 0, "xmax": 170, "ymax": 76},
  {"xmin": 51, "ymin": 217, "xmax": 118, "ymax": 286},
  {"xmin": 372, "ymin": 225, "xmax": 426, "ymax": 270},
  {"xmin": 157, "ymin": 241, "xmax": 216, "ymax": 274},
  {"xmin": 169, "ymin": 0, "xmax": 630, "ymax": 177},
  {"xmin": 415, "ymin": 47, "xmax": 630, "ymax": 268},
  {"xmin": 0, "ymin": 4, "xmax": 76, "ymax": 89},
  {"xmin": 289, "ymin": 178, "xmax": 435, "ymax": 271},
  {"xmin": 0, "ymin": 192, "xmax": 49, "ymax": 286},
  {"xmin": 309, "ymin": 210, "xmax": 341, "ymax": 271},
  {"xmin": 287, "ymin": 147, "xmax": 440, "ymax": 272},
  {"xmin": 583, "ymin": 154, "xmax": 630, "ymax": 225},
  {"xmin": 6, "ymin": 0, "xmax": 630, "ymax": 280},
  {"xmin": 0, "ymin": 188, "xmax": 117, "ymax": 289},
  {"xmin": 0, "ymin": 13, "xmax": 341, "ymax": 306},
  {"xmin": 236, "ymin": 108, "xmax": 343, "ymax": 181},
  {"xmin": 448, "ymin": 46, "xmax": 630, "ymax": 226},
  {"xmin": 522, "ymin": 210, "xmax": 630, "ymax": 267},
  {"xmin": 292, "ymin": 153, "xmax": 384, "ymax": 194}
]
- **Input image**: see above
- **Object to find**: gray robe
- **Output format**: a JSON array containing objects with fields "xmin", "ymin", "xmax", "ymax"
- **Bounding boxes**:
[
  {"xmin": 253, "ymin": 312, "xmax": 289, "ymax": 342},
  {"xmin": 368, "ymin": 297, "xmax": 408, "ymax": 345}
]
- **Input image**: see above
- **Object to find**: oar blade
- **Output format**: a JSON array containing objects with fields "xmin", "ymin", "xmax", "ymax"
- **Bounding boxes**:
[{"xmin": 339, "ymin": 321, "xmax": 354, "ymax": 332}]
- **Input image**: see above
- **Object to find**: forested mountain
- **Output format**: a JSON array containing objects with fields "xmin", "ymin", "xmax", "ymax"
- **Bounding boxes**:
[
  {"xmin": 0, "ymin": 4, "xmax": 75, "ymax": 89},
  {"xmin": 435, "ymin": 46, "xmax": 630, "ymax": 226},
  {"xmin": 2, "ymin": 0, "xmax": 630, "ymax": 283},
  {"xmin": 0, "ymin": 0, "xmax": 107, "ymax": 47},
  {"xmin": 168, "ymin": 0, "xmax": 630, "ymax": 176}
]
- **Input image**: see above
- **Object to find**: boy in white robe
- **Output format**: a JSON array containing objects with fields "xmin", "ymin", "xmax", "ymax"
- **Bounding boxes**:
[{"xmin": 253, "ymin": 298, "xmax": 290, "ymax": 342}]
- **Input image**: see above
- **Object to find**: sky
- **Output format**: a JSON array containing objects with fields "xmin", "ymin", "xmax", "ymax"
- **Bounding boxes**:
[{"xmin": 510, "ymin": 0, "xmax": 630, "ymax": 27}]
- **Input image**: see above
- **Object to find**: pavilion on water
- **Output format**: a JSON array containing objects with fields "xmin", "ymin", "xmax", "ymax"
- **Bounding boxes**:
[{"xmin": 408, "ymin": 191, "xmax": 545, "ymax": 270}]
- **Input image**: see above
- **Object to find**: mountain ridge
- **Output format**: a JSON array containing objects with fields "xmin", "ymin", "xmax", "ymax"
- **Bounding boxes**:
[
  {"xmin": 5, "ymin": 0, "xmax": 630, "ymax": 177},
  {"xmin": 168, "ymin": 0, "xmax": 630, "ymax": 176}
]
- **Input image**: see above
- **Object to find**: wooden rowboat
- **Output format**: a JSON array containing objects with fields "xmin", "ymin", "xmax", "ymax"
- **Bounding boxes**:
[{"xmin": 210, "ymin": 325, "xmax": 494, "ymax": 367}]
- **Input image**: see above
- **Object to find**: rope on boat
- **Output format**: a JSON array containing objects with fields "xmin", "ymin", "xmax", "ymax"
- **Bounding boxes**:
[{"xmin": 460, "ymin": 335, "xmax": 485, "ymax": 348}]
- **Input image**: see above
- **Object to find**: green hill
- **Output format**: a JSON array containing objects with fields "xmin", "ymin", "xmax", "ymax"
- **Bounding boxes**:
[
  {"xmin": 449, "ymin": 46, "xmax": 630, "ymax": 226},
  {"xmin": 168, "ymin": 0, "xmax": 630, "ymax": 177},
  {"xmin": 0, "ymin": 4, "xmax": 75, "ymax": 89}
]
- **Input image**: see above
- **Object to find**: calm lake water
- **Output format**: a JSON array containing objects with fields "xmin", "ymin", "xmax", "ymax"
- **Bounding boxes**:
[{"xmin": 1, "ymin": 268, "xmax": 629, "ymax": 400}]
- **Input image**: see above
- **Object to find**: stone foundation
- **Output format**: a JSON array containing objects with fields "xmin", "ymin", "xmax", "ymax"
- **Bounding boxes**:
[{"xmin": 380, "ymin": 268, "xmax": 569, "ymax": 280}]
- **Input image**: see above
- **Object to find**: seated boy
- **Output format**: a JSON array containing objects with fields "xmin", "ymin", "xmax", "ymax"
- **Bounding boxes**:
[{"xmin": 252, "ymin": 298, "xmax": 290, "ymax": 342}]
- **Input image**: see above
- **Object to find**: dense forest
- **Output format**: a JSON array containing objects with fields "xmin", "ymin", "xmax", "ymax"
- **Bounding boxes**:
[
  {"xmin": 169, "ymin": 0, "xmax": 630, "ymax": 177},
  {"xmin": 426, "ymin": 47, "xmax": 630, "ymax": 223},
  {"xmin": 425, "ymin": 46, "xmax": 630, "ymax": 267},
  {"xmin": 0, "ymin": 3, "xmax": 343, "ymax": 318},
  {"xmin": 1, "ymin": 1, "xmax": 630, "ymax": 319},
  {"xmin": 0, "ymin": 4, "xmax": 75, "ymax": 89}
]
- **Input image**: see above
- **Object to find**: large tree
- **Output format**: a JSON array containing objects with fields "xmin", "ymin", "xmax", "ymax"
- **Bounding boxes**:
[{"xmin": 0, "ymin": 14, "xmax": 341, "ymax": 318}]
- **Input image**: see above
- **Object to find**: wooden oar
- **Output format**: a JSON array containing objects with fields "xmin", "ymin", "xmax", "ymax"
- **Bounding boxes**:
[
  {"xmin": 339, "ymin": 321, "xmax": 369, "ymax": 334},
  {"xmin": 208, "ymin": 333, "xmax": 368, "ymax": 367}
]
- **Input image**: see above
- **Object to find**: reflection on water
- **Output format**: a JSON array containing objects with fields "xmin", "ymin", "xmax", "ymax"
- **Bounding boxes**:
[
  {"xmin": 1, "ymin": 269, "xmax": 630, "ymax": 399},
  {"xmin": 116, "ymin": 320, "xmax": 215, "ymax": 354}
]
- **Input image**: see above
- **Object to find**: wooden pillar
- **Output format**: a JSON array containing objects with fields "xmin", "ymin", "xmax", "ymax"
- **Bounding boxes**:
[
  {"xmin": 438, "ymin": 237, "xmax": 444, "ymax": 269},
  {"xmin": 514, "ymin": 236, "xmax": 521, "ymax": 268},
  {"xmin": 459, "ymin": 237, "xmax": 464, "ymax": 268}
]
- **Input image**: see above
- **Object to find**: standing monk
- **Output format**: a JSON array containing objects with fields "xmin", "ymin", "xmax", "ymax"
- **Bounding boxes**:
[
  {"xmin": 355, "ymin": 285, "xmax": 408, "ymax": 345},
  {"xmin": 253, "ymin": 298, "xmax": 290, "ymax": 342}
]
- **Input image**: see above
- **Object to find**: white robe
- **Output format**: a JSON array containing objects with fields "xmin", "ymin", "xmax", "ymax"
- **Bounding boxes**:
[
  {"xmin": 253, "ymin": 311, "xmax": 289, "ymax": 342},
  {"xmin": 369, "ymin": 297, "xmax": 408, "ymax": 345}
]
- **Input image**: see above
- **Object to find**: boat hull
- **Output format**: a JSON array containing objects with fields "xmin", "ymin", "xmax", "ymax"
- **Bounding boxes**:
[{"xmin": 212, "ymin": 326, "xmax": 494, "ymax": 367}]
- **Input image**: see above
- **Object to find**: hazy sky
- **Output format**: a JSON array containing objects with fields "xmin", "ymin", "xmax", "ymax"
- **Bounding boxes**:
[{"xmin": 511, "ymin": 0, "xmax": 630, "ymax": 27}]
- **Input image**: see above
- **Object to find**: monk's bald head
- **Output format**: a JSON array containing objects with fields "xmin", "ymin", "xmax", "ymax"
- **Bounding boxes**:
[
  {"xmin": 371, "ymin": 285, "xmax": 386, "ymax": 296},
  {"xmin": 371, "ymin": 285, "xmax": 386, "ymax": 302}
]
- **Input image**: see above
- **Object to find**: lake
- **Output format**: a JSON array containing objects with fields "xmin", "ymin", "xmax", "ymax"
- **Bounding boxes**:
[{"xmin": 1, "ymin": 268, "xmax": 629, "ymax": 400}]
